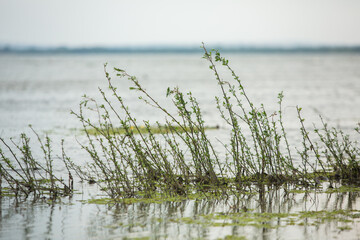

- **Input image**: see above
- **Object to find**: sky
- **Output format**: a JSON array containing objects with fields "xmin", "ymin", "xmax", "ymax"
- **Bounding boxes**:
[{"xmin": 1, "ymin": 0, "xmax": 360, "ymax": 47}]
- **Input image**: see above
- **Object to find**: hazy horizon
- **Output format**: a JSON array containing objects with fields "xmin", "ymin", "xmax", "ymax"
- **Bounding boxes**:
[{"xmin": 2, "ymin": 44, "xmax": 360, "ymax": 55}]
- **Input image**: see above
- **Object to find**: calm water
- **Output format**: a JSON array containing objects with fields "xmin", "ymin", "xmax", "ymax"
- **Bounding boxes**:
[
  {"xmin": 1, "ymin": 53, "xmax": 359, "ymax": 133},
  {"xmin": 0, "ymin": 52, "xmax": 360, "ymax": 239}
]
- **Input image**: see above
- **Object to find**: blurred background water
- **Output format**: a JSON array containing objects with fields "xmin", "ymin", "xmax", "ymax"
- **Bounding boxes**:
[
  {"xmin": 1, "ymin": 52, "xmax": 359, "ymax": 130},
  {"xmin": 0, "ymin": 52, "xmax": 360, "ymax": 239}
]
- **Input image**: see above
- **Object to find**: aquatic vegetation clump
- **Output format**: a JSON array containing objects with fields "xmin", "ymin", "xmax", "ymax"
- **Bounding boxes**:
[
  {"xmin": 314, "ymin": 119, "xmax": 360, "ymax": 182},
  {"xmin": 68, "ymin": 44, "xmax": 360, "ymax": 199},
  {"xmin": 0, "ymin": 127, "xmax": 73, "ymax": 199}
]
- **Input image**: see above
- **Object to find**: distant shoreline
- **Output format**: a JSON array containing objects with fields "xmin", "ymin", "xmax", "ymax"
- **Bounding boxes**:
[{"xmin": 1, "ymin": 45, "xmax": 360, "ymax": 54}]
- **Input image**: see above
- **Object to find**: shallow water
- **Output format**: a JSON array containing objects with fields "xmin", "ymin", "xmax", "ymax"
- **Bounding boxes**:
[
  {"xmin": 0, "ymin": 52, "xmax": 360, "ymax": 239},
  {"xmin": 2, "ymin": 185, "xmax": 360, "ymax": 240}
]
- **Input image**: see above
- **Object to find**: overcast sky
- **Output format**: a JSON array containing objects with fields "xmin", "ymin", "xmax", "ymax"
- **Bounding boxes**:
[{"xmin": 1, "ymin": 0, "xmax": 360, "ymax": 47}]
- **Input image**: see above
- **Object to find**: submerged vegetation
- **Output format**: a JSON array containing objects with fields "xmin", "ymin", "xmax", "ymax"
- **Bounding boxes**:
[
  {"xmin": 172, "ymin": 208, "xmax": 360, "ymax": 231},
  {"xmin": 83, "ymin": 185, "xmax": 360, "ymax": 239},
  {"xmin": 85, "ymin": 125, "xmax": 219, "ymax": 136},
  {"xmin": 1, "ymin": 44, "xmax": 360, "ymax": 201}
]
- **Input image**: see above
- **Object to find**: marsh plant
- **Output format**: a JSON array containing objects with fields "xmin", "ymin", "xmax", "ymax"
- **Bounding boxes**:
[
  {"xmin": 71, "ymin": 63, "xmax": 224, "ymax": 198},
  {"xmin": 0, "ymin": 127, "xmax": 73, "ymax": 199},
  {"xmin": 1, "ymin": 45, "xmax": 359, "ymax": 201},
  {"xmin": 68, "ymin": 44, "xmax": 359, "ymax": 199}
]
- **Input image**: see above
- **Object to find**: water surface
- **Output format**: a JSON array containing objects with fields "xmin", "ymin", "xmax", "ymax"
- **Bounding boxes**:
[{"xmin": 0, "ymin": 52, "xmax": 360, "ymax": 239}]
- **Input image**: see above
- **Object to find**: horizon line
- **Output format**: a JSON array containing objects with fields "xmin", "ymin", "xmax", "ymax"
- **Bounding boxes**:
[{"xmin": 1, "ymin": 44, "xmax": 360, "ymax": 54}]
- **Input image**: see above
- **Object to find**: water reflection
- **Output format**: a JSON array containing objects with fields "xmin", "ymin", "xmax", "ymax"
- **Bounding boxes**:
[
  {"xmin": 1, "ymin": 185, "xmax": 360, "ymax": 239},
  {"xmin": 56, "ymin": 186, "xmax": 360, "ymax": 239}
]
